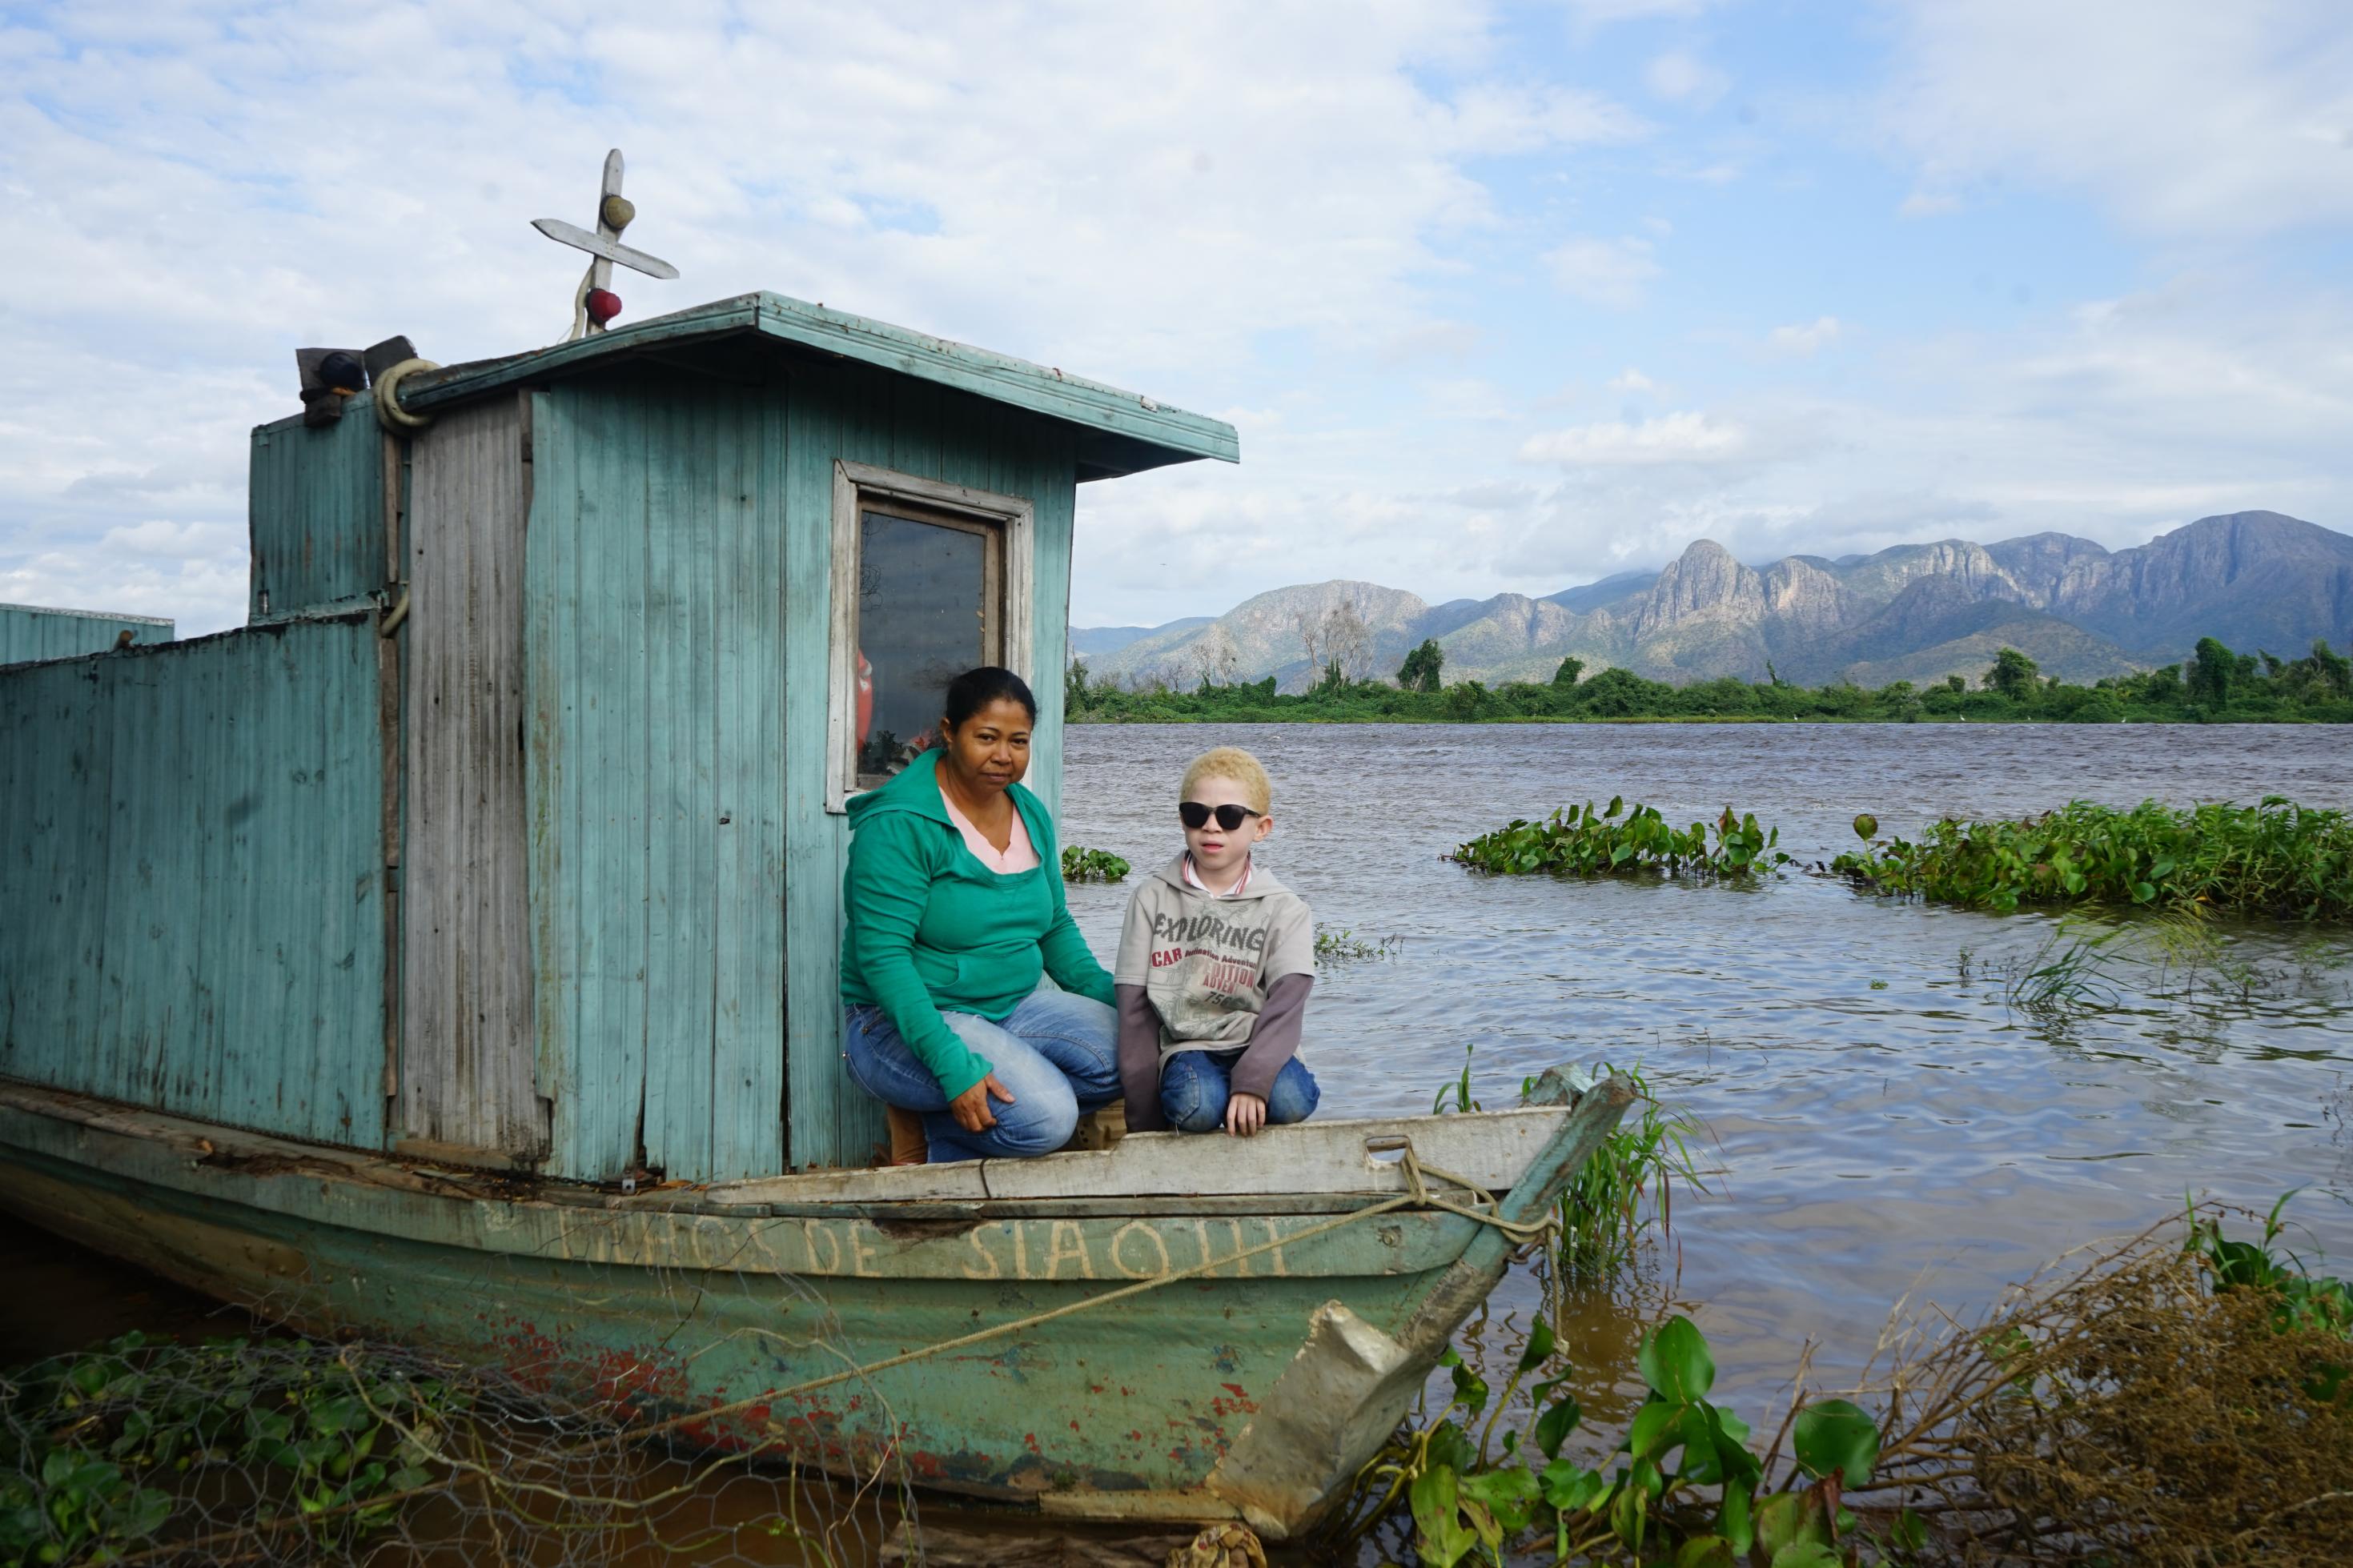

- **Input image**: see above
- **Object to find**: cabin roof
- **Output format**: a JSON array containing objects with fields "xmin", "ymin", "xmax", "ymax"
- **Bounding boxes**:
[
  {"xmin": 391, "ymin": 292, "xmax": 1239, "ymax": 482},
  {"xmin": 0, "ymin": 601, "xmax": 175, "ymax": 628}
]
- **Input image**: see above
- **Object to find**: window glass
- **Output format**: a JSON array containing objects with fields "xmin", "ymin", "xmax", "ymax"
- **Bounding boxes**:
[{"xmin": 854, "ymin": 510, "xmax": 996, "ymax": 788}]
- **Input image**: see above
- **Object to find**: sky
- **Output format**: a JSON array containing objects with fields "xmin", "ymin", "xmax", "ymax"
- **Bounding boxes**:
[{"xmin": 4, "ymin": 1, "xmax": 2351, "ymax": 636}]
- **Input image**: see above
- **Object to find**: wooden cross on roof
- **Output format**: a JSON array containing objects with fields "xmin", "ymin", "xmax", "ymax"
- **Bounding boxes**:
[{"xmin": 532, "ymin": 149, "xmax": 680, "ymax": 342}]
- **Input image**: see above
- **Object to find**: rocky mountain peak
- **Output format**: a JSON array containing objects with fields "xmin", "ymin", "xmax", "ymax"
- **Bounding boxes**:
[{"xmin": 1631, "ymin": 539, "xmax": 1765, "ymax": 636}]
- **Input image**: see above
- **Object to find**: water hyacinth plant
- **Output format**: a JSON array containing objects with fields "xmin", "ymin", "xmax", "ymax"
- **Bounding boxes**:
[
  {"xmin": 1454, "ymin": 799, "xmax": 1791, "ymax": 880},
  {"xmin": 1058, "ymin": 845, "xmax": 1130, "ymax": 882},
  {"xmin": 1830, "ymin": 797, "xmax": 2353, "ymax": 916}
]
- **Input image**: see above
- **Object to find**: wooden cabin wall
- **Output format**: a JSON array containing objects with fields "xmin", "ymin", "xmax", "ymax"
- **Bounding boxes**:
[
  {"xmin": 0, "ymin": 617, "xmax": 391, "ymax": 1146},
  {"xmin": 524, "ymin": 370, "xmax": 793, "ymax": 1185},
  {"xmin": 780, "ymin": 362, "xmax": 1080, "ymax": 1173},
  {"xmin": 0, "ymin": 605, "xmax": 174, "ymax": 666},
  {"xmin": 400, "ymin": 396, "xmax": 540, "ymax": 1161},
  {"xmin": 248, "ymin": 400, "xmax": 390, "ymax": 621},
  {"xmin": 520, "ymin": 360, "xmax": 1078, "ymax": 1184}
]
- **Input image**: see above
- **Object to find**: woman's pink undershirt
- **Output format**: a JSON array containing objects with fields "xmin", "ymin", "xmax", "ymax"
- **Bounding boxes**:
[{"xmin": 939, "ymin": 789, "xmax": 1041, "ymax": 873}]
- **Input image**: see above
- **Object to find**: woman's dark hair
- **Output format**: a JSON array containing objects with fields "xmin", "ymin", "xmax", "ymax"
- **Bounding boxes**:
[{"xmin": 941, "ymin": 667, "xmax": 1037, "ymax": 730}]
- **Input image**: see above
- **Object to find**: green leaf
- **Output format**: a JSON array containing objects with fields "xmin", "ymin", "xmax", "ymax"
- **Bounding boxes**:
[
  {"xmin": 1425, "ymin": 1420, "xmax": 1479, "ymax": 1478},
  {"xmin": 1410, "ymin": 1466, "xmax": 1475, "ymax": 1568},
  {"xmin": 1448, "ymin": 1359, "xmax": 1491, "ymax": 1419},
  {"xmin": 1675, "ymin": 1537, "xmax": 1738, "ymax": 1568},
  {"xmin": 1460, "ymin": 1466, "xmax": 1543, "ymax": 1535},
  {"xmin": 1756, "ymin": 1492, "xmax": 1829, "ymax": 1557},
  {"xmin": 1719, "ymin": 1477, "xmax": 1755, "ymax": 1556},
  {"xmin": 1515, "ymin": 1314, "xmax": 1557, "ymax": 1374},
  {"xmin": 1890, "ymin": 1506, "xmax": 1929, "ymax": 1554},
  {"xmin": 1627, "ymin": 1398, "xmax": 1684, "ymax": 1462},
  {"xmin": 1769, "ymin": 1546, "xmax": 1841, "ymax": 1568},
  {"xmin": 1610, "ymin": 1468, "xmax": 1649, "ymax": 1551},
  {"xmin": 1637, "ymin": 1316, "xmax": 1715, "ymax": 1402},
  {"xmin": 1538, "ymin": 1458, "xmax": 1606, "ymax": 1514},
  {"xmin": 1793, "ymin": 1398, "xmax": 1880, "ymax": 1487},
  {"xmin": 1532, "ymin": 1390, "xmax": 1583, "ymax": 1460}
]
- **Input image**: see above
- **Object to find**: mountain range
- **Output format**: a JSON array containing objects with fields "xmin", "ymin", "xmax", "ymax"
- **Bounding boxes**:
[{"xmin": 1075, "ymin": 511, "xmax": 2353, "ymax": 691}]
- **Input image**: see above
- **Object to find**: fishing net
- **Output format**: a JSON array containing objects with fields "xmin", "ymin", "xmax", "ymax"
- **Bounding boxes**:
[{"xmin": 0, "ymin": 1261, "xmax": 920, "ymax": 1567}]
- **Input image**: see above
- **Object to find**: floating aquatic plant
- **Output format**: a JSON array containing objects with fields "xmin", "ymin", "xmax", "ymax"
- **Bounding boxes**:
[
  {"xmin": 1830, "ymin": 797, "xmax": 2353, "ymax": 917},
  {"xmin": 1453, "ymin": 799, "xmax": 1790, "ymax": 881}
]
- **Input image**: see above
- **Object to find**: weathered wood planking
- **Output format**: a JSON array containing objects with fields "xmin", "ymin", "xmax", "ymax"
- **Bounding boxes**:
[
  {"xmin": 403, "ymin": 397, "xmax": 539, "ymax": 1157},
  {"xmin": 527, "ymin": 372, "xmax": 791, "ymax": 1184},
  {"xmin": 248, "ymin": 399, "xmax": 388, "ymax": 620},
  {"xmin": 708, "ymin": 1105, "xmax": 1577, "ymax": 1206},
  {"xmin": 0, "ymin": 621, "xmax": 388, "ymax": 1146}
]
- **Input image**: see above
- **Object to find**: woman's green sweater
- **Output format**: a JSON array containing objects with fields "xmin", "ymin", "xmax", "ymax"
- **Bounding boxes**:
[{"xmin": 839, "ymin": 750, "xmax": 1114, "ymax": 1099}]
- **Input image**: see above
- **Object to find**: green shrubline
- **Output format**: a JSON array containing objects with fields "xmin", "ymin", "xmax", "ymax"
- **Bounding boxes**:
[
  {"xmin": 1831, "ymin": 796, "xmax": 2353, "ymax": 917},
  {"xmin": 1065, "ymin": 634, "xmax": 2353, "ymax": 724}
]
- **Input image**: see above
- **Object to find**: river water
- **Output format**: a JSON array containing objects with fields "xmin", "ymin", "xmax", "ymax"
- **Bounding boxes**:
[{"xmin": 1059, "ymin": 722, "xmax": 2353, "ymax": 1421}]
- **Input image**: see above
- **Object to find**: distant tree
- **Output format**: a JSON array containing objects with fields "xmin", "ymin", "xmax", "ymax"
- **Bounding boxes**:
[
  {"xmin": 1397, "ymin": 638, "xmax": 1444, "ymax": 692},
  {"xmin": 2303, "ymin": 639, "xmax": 2351, "ymax": 700},
  {"xmin": 1066, "ymin": 656, "xmax": 1093, "ymax": 712},
  {"xmin": 1323, "ymin": 602, "xmax": 1374, "ymax": 683},
  {"xmin": 1945, "ymin": 674, "xmax": 1967, "ymax": 693},
  {"xmin": 1552, "ymin": 656, "xmax": 1585, "ymax": 688},
  {"xmin": 1984, "ymin": 647, "xmax": 2040, "ymax": 701},
  {"xmin": 2188, "ymin": 636, "xmax": 2235, "ymax": 705}
]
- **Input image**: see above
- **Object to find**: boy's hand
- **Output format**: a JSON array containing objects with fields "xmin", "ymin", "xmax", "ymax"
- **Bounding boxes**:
[
  {"xmin": 1224, "ymin": 1092, "xmax": 1267, "ymax": 1137},
  {"xmin": 950, "ymin": 1073, "xmax": 1016, "ymax": 1133}
]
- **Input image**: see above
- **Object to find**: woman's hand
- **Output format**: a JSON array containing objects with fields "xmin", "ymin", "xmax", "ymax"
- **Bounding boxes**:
[
  {"xmin": 950, "ymin": 1073, "xmax": 1016, "ymax": 1133},
  {"xmin": 1224, "ymin": 1092, "xmax": 1267, "ymax": 1137}
]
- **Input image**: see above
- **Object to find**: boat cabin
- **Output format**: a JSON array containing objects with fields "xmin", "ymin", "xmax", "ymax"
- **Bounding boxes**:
[{"xmin": 0, "ymin": 291, "xmax": 1237, "ymax": 1185}]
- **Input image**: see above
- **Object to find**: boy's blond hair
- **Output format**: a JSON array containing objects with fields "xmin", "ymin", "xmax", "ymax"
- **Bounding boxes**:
[{"xmin": 1179, "ymin": 747, "xmax": 1273, "ymax": 814}]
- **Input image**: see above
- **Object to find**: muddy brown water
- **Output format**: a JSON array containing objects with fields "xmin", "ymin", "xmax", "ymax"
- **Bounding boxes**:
[
  {"xmin": 1058, "ymin": 722, "xmax": 2353, "ymax": 1426},
  {"xmin": 4, "ymin": 721, "xmax": 2348, "ymax": 1554}
]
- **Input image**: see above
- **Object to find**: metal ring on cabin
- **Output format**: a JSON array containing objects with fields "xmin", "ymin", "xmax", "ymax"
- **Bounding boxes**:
[{"xmin": 371, "ymin": 359, "xmax": 442, "ymax": 433}]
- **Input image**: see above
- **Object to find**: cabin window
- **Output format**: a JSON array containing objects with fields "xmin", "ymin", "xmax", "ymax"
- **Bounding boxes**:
[{"xmin": 829, "ymin": 463, "xmax": 1035, "ymax": 808}]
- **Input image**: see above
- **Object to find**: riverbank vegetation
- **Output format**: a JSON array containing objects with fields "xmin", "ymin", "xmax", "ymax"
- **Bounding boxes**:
[
  {"xmin": 1342, "ymin": 1197, "xmax": 2351, "ymax": 1566},
  {"xmin": 1453, "ymin": 799, "xmax": 1790, "ymax": 880},
  {"xmin": 1833, "ymin": 797, "xmax": 2353, "ymax": 917},
  {"xmin": 1067, "ymin": 633, "xmax": 2353, "ymax": 724},
  {"xmin": 0, "ymin": 1332, "xmax": 899, "ymax": 1566}
]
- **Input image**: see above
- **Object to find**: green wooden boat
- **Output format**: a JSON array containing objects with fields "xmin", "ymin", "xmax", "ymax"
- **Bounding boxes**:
[
  {"xmin": 0, "ymin": 165, "xmax": 1633, "ymax": 1539},
  {"xmin": 0, "ymin": 1077, "xmax": 1628, "ymax": 1538}
]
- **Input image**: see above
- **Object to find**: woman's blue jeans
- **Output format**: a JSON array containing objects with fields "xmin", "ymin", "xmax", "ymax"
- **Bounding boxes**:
[
  {"xmin": 1158, "ymin": 1049, "xmax": 1320, "ymax": 1133},
  {"xmin": 842, "ymin": 989, "xmax": 1119, "ymax": 1163}
]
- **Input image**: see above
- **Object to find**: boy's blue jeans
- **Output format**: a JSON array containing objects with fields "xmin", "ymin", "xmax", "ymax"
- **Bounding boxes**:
[
  {"xmin": 1159, "ymin": 1048, "xmax": 1320, "ymax": 1133},
  {"xmin": 841, "ymin": 989, "xmax": 1119, "ymax": 1163}
]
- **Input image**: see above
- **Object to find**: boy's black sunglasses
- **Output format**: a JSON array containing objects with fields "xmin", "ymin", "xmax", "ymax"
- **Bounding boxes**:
[{"xmin": 1179, "ymin": 801, "xmax": 1261, "ymax": 832}]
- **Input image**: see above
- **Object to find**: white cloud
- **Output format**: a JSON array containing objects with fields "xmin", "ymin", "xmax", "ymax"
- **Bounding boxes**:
[
  {"xmin": 1608, "ymin": 367, "xmax": 1660, "ymax": 393},
  {"xmin": 1767, "ymin": 316, "xmax": 1842, "ymax": 355},
  {"xmin": 1519, "ymin": 411, "xmax": 1751, "ymax": 465},
  {"xmin": 1644, "ymin": 50, "xmax": 1729, "ymax": 109},
  {"xmin": 1881, "ymin": 0, "xmax": 2353, "ymax": 235},
  {"xmin": 0, "ymin": 0, "xmax": 1648, "ymax": 636},
  {"xmin": 1897, "ymin": 190, "xmax": 1961, "ymax": 218},
  {"xmin": 1544, "ymin": 235, "xmax": 1661, "ymax": 308}
]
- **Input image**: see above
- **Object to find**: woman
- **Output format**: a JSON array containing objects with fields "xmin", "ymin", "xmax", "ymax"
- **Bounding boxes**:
[{"xmin": 839, "ymin": 667, "xmax": 1119, "ymax": 1162}]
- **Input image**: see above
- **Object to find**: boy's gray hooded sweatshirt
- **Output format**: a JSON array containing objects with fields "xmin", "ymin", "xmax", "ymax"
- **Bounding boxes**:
[{"xmin": 1113, "ymin": 854, "xmax": 1314, "ymax": 1129}]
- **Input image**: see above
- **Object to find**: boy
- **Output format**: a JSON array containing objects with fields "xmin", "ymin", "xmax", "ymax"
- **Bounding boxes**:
[{"xmin": 1114, "ymin": 747, "xmax": 1321, "ymax": 1136}]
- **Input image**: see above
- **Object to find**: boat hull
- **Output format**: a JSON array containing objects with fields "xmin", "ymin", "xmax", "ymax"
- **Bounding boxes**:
[{"xmin": 0, "ymin": 1079, "xmax": 1631, "ymax": 1537}]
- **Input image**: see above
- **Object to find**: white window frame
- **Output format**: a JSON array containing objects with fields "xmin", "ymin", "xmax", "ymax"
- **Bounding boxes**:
[{"xmin": 826, "ymin": 460, "xmax": 1035, "ymax": 813}]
